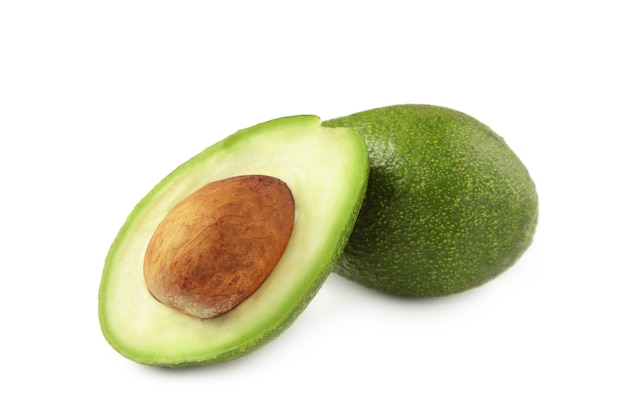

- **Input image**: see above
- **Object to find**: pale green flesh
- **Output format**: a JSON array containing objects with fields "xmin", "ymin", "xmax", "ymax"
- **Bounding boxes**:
[{"xmin": 99, "ymin": 116, "xmax": 368, "ymax": 366}]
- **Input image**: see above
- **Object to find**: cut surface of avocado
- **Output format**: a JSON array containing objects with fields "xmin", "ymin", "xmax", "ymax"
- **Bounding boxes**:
[{"xmin": 99, "ymin": 115, "xmax": 368, "ymax": 367}]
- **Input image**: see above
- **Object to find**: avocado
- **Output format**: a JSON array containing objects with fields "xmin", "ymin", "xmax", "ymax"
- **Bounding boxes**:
[
  {"xmin": 322, "ymin": 104, "xmax": 538, "ymax": 296},
  {"xmin": 99, "ymin": 115, "xmax": 369, "ymax": 367}
]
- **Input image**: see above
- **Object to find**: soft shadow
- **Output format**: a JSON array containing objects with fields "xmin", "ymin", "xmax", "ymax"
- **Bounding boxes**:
[{"xmin": 325, "ymin": 271, "xmax": 481, "ymax": 310}]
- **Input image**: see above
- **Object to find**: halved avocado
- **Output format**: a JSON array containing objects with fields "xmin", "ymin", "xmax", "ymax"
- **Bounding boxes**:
[{"xmin": 98, "ymin": 115, "xmax": 369, "ymax": 367}]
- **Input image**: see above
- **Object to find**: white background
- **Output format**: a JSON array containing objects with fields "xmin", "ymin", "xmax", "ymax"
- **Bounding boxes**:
[{"xmin": 2, "ymin": 1, "xmax": 624, "ymax": 415}]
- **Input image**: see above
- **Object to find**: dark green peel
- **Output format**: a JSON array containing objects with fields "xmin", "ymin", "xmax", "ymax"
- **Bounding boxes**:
[{"xmin": 323, "ymin": 104, "xmax": 538, "ymax": 296}]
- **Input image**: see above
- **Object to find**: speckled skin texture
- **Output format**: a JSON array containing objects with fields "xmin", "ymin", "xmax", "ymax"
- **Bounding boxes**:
[{"xmin": 323, "ymin": 105, "xmax": 538, "ymax": 296}]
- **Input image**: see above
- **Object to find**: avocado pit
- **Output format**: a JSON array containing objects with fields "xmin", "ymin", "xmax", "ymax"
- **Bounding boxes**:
[{"xmin": 143, "ymin": 175, "xmax": 295, "ymax": 319}]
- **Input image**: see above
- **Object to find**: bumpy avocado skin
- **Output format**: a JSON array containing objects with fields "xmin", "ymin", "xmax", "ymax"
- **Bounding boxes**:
[{"xmin": 323, "ymin": 105, "xmax": 538, "ymax": 296}]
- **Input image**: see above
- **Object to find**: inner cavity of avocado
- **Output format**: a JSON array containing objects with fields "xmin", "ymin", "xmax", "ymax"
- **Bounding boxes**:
[{"xmin": 143, "ymin": 175, "xmax": 295, "ymax": 319}]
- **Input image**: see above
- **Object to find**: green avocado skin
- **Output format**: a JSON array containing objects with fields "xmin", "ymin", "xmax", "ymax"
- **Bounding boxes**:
[{"xmin": 323, "ymin": 105, "xmax": 538, "ymax": 296}]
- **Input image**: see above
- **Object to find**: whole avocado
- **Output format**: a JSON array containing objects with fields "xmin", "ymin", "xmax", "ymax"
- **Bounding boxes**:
[{"xmin": 323, "ymin": 104, "xmax": 538, "ymax": 296}]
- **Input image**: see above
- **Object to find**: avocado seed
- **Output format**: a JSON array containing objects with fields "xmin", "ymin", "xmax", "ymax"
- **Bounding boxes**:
[{"xmin": 143, "ymin": 175, "xmax": 295, "ymax": 319}]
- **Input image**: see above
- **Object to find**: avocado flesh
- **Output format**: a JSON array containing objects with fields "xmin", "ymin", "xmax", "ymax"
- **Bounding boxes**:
[
  {"xmin": 323, "ymin": 105, "xmax": 538, "ymax": 297},
  {"xmin": 99, "ymin": 115, "xmax": 368, "ymax": 367}
]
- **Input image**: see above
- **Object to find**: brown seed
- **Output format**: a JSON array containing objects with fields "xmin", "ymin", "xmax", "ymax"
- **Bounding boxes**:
[{"xmin": 143, "ymin": 175, "xmax": 295, "ymax": 319}]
